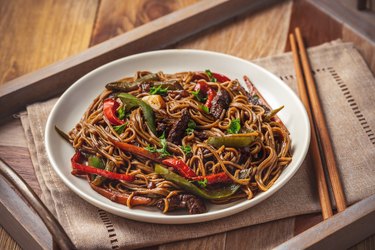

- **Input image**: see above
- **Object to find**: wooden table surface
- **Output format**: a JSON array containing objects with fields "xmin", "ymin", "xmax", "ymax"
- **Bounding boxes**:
[{"xmin": 1, "ymin": 0, "xmax": 375, "ymax": 249}]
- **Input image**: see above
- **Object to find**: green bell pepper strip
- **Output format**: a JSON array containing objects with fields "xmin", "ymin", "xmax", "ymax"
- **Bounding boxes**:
[
  {"xmin": 154, "ymin": 164, "xmax": 240, "ymax": 200},
  {"xmin": 105, "ymin": 73, "xmax": 159, "ymax": 92},
  {"xmin": 71, "ymin": 152, "xmax": 135, "ymax": 182},
  {"xmin": 207, "ymin": 132, "xmax": 258, "ymax": 148},
  {"xmin": 264, "ymin": 105, "xmax": 284, "ymax": 121},
  {"xmin": 88, "ymin": 156, "xmax": 114, "ymax": 186},
  {"xmin": 244, "ymin": 76, "xmax": 288, "ymax": 132},
  {"xmin": 151, "ymin": 80, "xmax": 183, "ymax": 90},
  {"xmin": 117, "ymin": 93, "xmax": 157, "ymax": 135}
]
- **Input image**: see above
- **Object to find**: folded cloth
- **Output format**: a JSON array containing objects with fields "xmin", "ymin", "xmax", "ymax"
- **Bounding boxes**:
[{"xmin": 20, "ymin": 41, "xmax": 375, "ymax": 249}]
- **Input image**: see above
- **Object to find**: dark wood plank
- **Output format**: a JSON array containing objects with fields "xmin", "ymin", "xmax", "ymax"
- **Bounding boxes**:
[
  {"xmin": 0, "ymin": 0, "xmax": 279, "ymax": 121},
  {"xmin": 176, "ymin": 0, "xmax": 293, "ymax": 60},
  {"xmin": 350, "ymin": 235, "xmax": 375, "ymax": 250},
  {"xmin": 308, "ymin": 0, "xmax": 375, "ymax": 42},
  {"xmin": 0, "ymin": 146, "xmax": 41, "ymax": 195},
  {"xmin": 0, "ymin": 175, "xmax": 52, "ymax": 250},
  {"xmin": 159, "ymin": 233, "xmax": 226, "ymax": 250},
  {"xmin": 294, "ymin": 213, "xmax": 323, "ymax": 235},
  {"xmin": 90, "ymin": 0, "xmax": 198, "ymax": 46},
  {"xmin": 225, "ymin": 218, "xmax": 295, "ymax": 249},
  {"xmin": 0, "ymin": 0, "xmax": 99, "ymax": 85},
  {"xmin": 343, "ymin": 25, "xmax": 375, "ymax": 74},
  {"xmin": 285, "ymin": 0, "xmax": 342, "ymax": 51},
  {"xmin": 275, "ymin": 194, "xmax": 375, "ymax": 250}
]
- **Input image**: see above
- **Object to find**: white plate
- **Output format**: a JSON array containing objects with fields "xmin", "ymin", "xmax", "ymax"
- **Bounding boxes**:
[{"xmin": 45, "ymin": 49, "xmax": 310, "ymax": 224}]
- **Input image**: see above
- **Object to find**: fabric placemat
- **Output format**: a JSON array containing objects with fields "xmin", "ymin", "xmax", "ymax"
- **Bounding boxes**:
[{"xmin": 20, "ymin": 41, "xmax": 375, "ymax": 249}]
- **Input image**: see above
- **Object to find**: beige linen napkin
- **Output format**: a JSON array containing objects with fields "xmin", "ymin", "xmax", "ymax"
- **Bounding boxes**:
[{"xmin": 21, "ymin": 41, "xmax": 375, "ymax": 249}]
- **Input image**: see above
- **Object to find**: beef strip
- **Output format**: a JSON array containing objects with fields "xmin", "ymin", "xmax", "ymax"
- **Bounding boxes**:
[
  {"xmin": 140, "ymin": 82, "xmax": 152, "ymax": 92},
  {"xmin": 230, "ymin": 81, "xmax": 270, "ymax": 112},
  {"xmin": 156, "ymin": 120, "xmax": 171, "ymax": 135},
  {"xmin": 167, "ymin": 108, "xmax": 190, "ymax": 145},
  {"xmin": 210, "ymin": 89, "xmax": 230, "ymax": 119},
  {"xmin": 156, "ymin": 194, "xmax": 207, "ymax": 214},
  {"xmin": 194, "ymin": 130, "xmax": 209, "ymax": 141}
]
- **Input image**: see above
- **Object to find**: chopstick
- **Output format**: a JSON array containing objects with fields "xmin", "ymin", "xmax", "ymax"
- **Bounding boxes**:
[
  {"xmin": 289, "ymin": 33, "xmax": 333, "ymax": 219},
  {"xmin": 290, "ymin": 28, "xmax": 347, "ymax": 216},
  {"xmin": 294, "ymin": 27, "xmax": 347, "ymax": 213}
]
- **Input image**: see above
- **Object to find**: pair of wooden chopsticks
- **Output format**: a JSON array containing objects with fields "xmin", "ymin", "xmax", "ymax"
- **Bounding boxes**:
[{"xmin": 289, "ymin": 28, "xmax": 346, "ymax": 219}]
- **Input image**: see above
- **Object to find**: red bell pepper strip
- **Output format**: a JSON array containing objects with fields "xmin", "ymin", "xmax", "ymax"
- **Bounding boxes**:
[
  {"xmin": 110, "ymin": 139, "xmax": 162, "ymax": 162},
  {"xmin": 109, "ymin": 138, "xmax": 233, "ymax": 184},
  {"xmin": 212, "ymin": 72, "xmax": 231, "ymax": 83},
  {"xmin": 205, "ymin": 88, "xmax": 216, "ymax": 108},
  {"xmin": 89, "ymin": 180, "xmax": 153, "ymax": 206},
  {"xmin": 192, "ymin": 172, "xmax": 232, "ymax": 184},
  {"xmin": 110, "ymin": 138, "xmax": 198, "ymax": 178},
  {"xmin": 71, "ymin": 152, "xmax": 135, "ymax": 182},
  {"xmin": 103, "ymin": 98, "xmax": 125, "ymax": 126},
  {"xmin": 161, "ymin": 158, "xmax": 197, "ymax": 178},
  {"xmin": 194, "ymin": 80, "xmax": 217, "ymax": 108},
  {"xmin": 194, "ymin": 80, "xmax": 209, "ymax": 93}
]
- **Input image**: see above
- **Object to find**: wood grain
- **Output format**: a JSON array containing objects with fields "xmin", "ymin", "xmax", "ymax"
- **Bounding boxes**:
[
  {"xmin": 342, "ymin": 26, "xmax": 375, "ymax": 74},
  {"xmin": 90, "ymin": 0, "xmax": 198, "ymax": 46},
  {"xmin": 0, "ymin": 146, "xmax": 40, "ymax": 195},
  {"xmin": 0, "ymin": 118, "xmax": 27, "ymax": 147},
  {"xmin": 0, "ymin": 175, "xmax": 52, "ymax": 250},
  {"xmin": 0, "ymin": 1, "xmax": 98, "ymax": 247},
  {"xmin": 285, "ymin": 0, "xmax": 342, "ymax": 51},
  {"xmin": 308, "ymin": 0, "xmax": 375, "ymax": 42},
  {"xmin": 0, "ymin": 0, "xmax": 99, "ymax": 85},
  {"xmin": 159, "ymin": 218, "xmax": 295, "ymax": 250},
  {"xmin": 159, "ymin": 233, "xmax": 226, "ymax": 250},
  {"xmin": 0, "ymin": 0, "xmax": 275, "ymax": 120},
  {"xmin": 225, "ymin": 218, "xmax": 295, "ymax": 249},
  {"xmin": 176, "ymin": 0, "xmax": 293, "ymax": 60},
  {"xmin": 276, "ymin": 194, "xmax": 375, "ymax": 250},
  {"xmin": 294, "ymin": 214, "xmax": 322, "ymax": 235},
  {"xmin": 0, "ymin": 230, "xmax": 20, "ymax": 250}
]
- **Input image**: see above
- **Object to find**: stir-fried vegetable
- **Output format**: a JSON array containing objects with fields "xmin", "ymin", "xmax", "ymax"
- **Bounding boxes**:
[
  {"xmin": 264, "ymin": 106, "xmax": 284, "ymax": 121},
  {"xmin": 155, "ymin": 164, "xmax": 239, "ymax": 200},
  {"xmin": 244, "ymin": 76, "xmax": 288, "ymax": 131},
  {"xmin": 180, "ymin": 145, "xmax": 192, "ymax": 154},
  {"xmin": 103, "ymin": 99, "xmax": 125, "ymax": 125},
  {"xmin": 192, "ymin": 172, "xmax": 232, "ymax": 184},
  {"xmin": 111, "ymin": 138, "xmax": 233, "ymax": 184},
  {"xmin": 89, "ymin": 182, "xmax": 152, "ymax": 206},
  {"xmin": 71, "ymin": 152, "xmax": 135, "ymax": 182},
  {"xmin": 207, "ymin": 132, "xmax": 258, "ymax": 148},
  {"xmin": 211, "ymin": 72, "xmax": 230, "ymax": 83},
  {"xmin": 88, "ymin": 156, "xmax": 109, "ymax": 186},
  {"xmin": 185, "ymin": 120, "xmax": 196, "ymax": 135},
  {"xmin": 144, "ymin": 133, "xmax": 171, "ymax": 157},
  {"xmin": 194, "ymin": 80, "xmax": 217, "ymax": 108},
  {"xmin": 117, "ymin": 93, "xmax": 156, "ymax": 135},
  {"xmin": 141, "ymin": 95, "xmax": 166, "ymax": 110},
  {"xmin": 161, "ymin": 158, "xmax": 197, "ymax": 178},
  {"xmin": 105, "ymin": 73, "xmax": 159, "ymax": 92},
  {"xmin": 227, "ymin": 118, "xmax": 241, "ymax": 134},
  {"xmin": 152, "ymin": 80, "xmax": 183, "ymax": 90}
]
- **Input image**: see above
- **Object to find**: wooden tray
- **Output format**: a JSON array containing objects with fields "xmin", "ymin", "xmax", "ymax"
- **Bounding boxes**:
[{"xmin": 1, "ymin": 0, "xmax": 375, "ymax": 249}]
